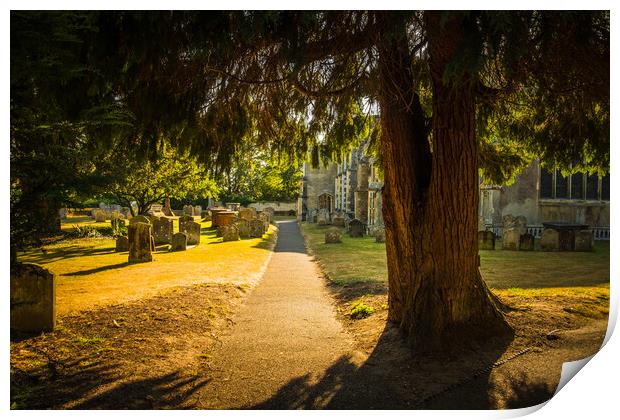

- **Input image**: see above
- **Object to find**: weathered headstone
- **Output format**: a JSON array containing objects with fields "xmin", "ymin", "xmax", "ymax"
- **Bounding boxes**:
[
  {"xmin": 502, "ymin": 214, "xmax": 528, "ymax": 235},
  {"xmin": 94, "ymin": 209, "xmax": 106, "ymax": 222},
  {"xmin": 170, "ymin": 232, "xmax": 187, "ymax": 251},
  {"xmin": 214, "ymin": 211, "xmax": 237, "ymax": 227},
  {"xmin": 263, "ymin": 207, "xmax": 275, "ymax": 222},
  {"xmin": 238, "ymin": 208, "xmax": 257, "ymax": 222},
  {"xmin": 221, "ymin": 224, "xmax": 240, "ymax": 242},
  {"xmin": 317, "ymin": 208, "xmax": 330, "ymax": 225},
  {"xmin": 180, "ymin": 219, "xmax": 201, "ymax": 245},
  {"xmin": 183, "ymin": 205, "xmax": 194, "ymax": 216},
  {"xmin": 249, "ymin": 218, "xmax": 265, "ymax": 238},
  {"xmin": 10, "ymin": 263, "xmax": 56, "ymax": 333},
  {"xmin": 235, "ymin": 218, "xmax": 251, "ymax": 238},
  {"xmin": 162, "ymin": 196, "xmax": 174, "ymax": 217},
  {"xmin": 478, "ymin": 231, "xmax": 495, "ymax": 250},
  {"xmin": 540, "ymin": 228, "xmax": 560, "ymax": 252},
  {"xmin": 332, "ymin": 216, "xmax": 345, "ymax": 227},
  {"xmin": 193, "ymin": 205, "xmax": 202, "ymax": 216},
  {"xmin": 258, "ymin": 212, "xmax": 270, "ymax": 231},
  {"xmin": 575, "ymin": 230, "xmax": 594, "ymax": 252},
  {"xmin": 348, "ymin": 219, "xmax": 365, "ymax": 237},
  {"xmin": 502, "ymin": 228, "xmax": 520, "ymax": 250},
  {"xmin": 519, "ymin": 233, "xmax": 535, "ymax": 251},
  {"xmin": 115, "ymin": 235, "xmax": 129, "ymax": 252},
  {"xmin": 153, "ymin": 217, "xmax": 174, "ymax": 245},
  {"xmin": 129, "ymin": 215, "xmax": 151, "ymax": 225},
  {"xmin": 128, "ymin": 222, "xmax": 153, "ymax": 263},
  {"xmin": 209, "ymin": 208, "xmax": 228, "ymax": 227},
  {"xmin": 325, "ymin": 227, "xmax": 342, "ymax": 244},
  {"xmin": 227, "ymin": 202, "xmax": 241, "ymax": 211},
  {"xmin": 375, "ymin": 228, "xmax": 386, "ymax": 243},
  {"xmin": 58, "ymin": 208, "xmax": 68, "ymax": 219}
]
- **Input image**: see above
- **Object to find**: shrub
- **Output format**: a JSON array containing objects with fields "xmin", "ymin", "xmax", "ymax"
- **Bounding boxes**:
[{"xmin": 350, "ymin": 301, "xmax": 375, "ymax": 319}]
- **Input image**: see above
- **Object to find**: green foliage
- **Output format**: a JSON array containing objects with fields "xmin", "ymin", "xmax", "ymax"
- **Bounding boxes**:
[
  {"xmin": 69, "ymin": 225, "xmax": 102, "ymax": 239},
  {"xmin": 350, "ymin": 301, "xmax": 375, "ymax": 319},
  {"xmin": 110, "ymin": 219, "xmax": 127, "ymax": 237},
  {"xmin": 91, "ymin": 144, "xmax": 219, "ymax": 215}
]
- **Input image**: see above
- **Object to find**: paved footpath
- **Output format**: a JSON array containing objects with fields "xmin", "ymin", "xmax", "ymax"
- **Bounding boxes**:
[{"xmin": 196, "ymin": 220, "xmax": 357, "ymax": 408}]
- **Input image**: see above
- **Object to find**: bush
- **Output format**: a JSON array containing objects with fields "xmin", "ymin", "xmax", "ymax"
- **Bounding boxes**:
[{"xmin": 350, "ymin": 301, "xmax": 375, "ymax": 319}]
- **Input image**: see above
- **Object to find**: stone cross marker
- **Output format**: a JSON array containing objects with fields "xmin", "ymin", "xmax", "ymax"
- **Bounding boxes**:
[
  {"xmin": 10, "ymin": 263, "xmax": 56, "ymax": 333},
  {"xmin": 128, "ymin": 222, "xmax": 153, "ymax": 263}
]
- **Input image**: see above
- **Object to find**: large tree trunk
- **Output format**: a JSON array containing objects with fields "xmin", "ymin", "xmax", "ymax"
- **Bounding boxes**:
[{"xmin": 377, "ymin": 12, "xmax": 512, "ymax": 351}]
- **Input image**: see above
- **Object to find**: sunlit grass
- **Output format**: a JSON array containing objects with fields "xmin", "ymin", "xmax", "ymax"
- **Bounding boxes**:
[
  {"xmin": 299, "ymin": 222, "xmax": 610, "ymax": 291},
  {"xmin": 18, "ymin": 219, "xmax": 277, "ymax": 315}
]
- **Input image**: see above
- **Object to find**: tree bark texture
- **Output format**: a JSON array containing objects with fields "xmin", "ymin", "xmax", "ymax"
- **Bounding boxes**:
[{"xmin": 378, "ymin": 12, "xmax": 512, "ymax": 351}]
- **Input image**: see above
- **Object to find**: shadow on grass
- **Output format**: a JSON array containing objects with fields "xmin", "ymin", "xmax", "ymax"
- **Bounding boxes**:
[
  {"xmin": 63, "ymin": 262, "xmax": 130, "ymax": 276},
  {"xmin": 19, "ymin": 246, "xmax": 116, "ymax": 264},
  {"xmin": 11, "ymin": 356, "xmax": 210, "ymax": 409}
]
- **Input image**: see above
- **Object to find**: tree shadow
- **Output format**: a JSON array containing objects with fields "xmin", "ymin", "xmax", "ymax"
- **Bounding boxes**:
[
  {"xmin": 63, "ymin": 262, "xmax": 129, "ymax": 276},
  {"xmin": 18, "ymin": 246, "xmax": 116, "ymax": 264},
  {"xmin": 251, "ymin": 322, "xmax": 518, "ymax": 409},
  {"xmin": 11, "ymin": 355, "xmax": 210, "ymax": 409}
]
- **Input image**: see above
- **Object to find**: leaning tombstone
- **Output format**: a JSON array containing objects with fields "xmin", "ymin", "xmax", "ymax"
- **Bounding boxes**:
[
  {"xmin": 153, "ymin": 217, "xmax": 173, "ymax": 245},
  {"xmin": 348, "ymin": 219, "xmax": 365, "ymax": 238},
  {"xmin": 128, "ymin": 222, "xmax": 153, "ymax": 263},
  {"xmin": 325, "ymin": 227, "xmax": 342, "ymax": 244},
  {"xmin": 10, "ymin": 263, "xmax": 56, "ymax": 333},
  {"xmin": 249, "ymin": 219, "xmax": 265, "ymax": 238},
  {"xmin": 575, "ymin": 230, "xmax": 594, "ymax": 252},
  {"xmin": 502, "ymin": 228, "xmax": 520, "ymax": 250},
  {"xmin": 170, "ymin": 232, "xmax": 188, "ymax": 251},
  {"xmin": 478, "ymin": 231, "xmax": 495, "ymax": 250},
  {"xmin": 115, "ymin": 235, "xmax": 129, "ymax": 252},
  {"xmin": 540, "ymin": 228, "xmax": 560, "ymax": 252},
  {"xmin": 180, "ymin": 220, "xmax": 201, "ymax": 245},
  {"xmin": 519, "ymin": 233, "xmax": 535, "ymax": 251}
]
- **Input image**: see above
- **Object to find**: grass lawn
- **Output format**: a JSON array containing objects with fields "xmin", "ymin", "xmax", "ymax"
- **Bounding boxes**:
[
  {"xmin": 299, "ymin": 222, "xmax": 610, "ymax": 319},
  {"xmin": 18, "ymin": 218, "xmax": 277, "ymax": 315}
]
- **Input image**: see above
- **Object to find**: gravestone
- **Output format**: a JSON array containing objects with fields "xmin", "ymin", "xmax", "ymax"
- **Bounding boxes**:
[
  {"xmin": 214, "ymin": 211, "xmax": 237, "ymax": 227},
  {"xmin": 10, "ymin": 263, "xmax": 56, "ymax": 333},
  {"xmin": 348, "ymin": 219, "xmax": 365, "ymax": 238},
  {"xmin": 183, "ymin": 205, "xmax": 194, "ymax": 216},
  {"xmin": 153, "ymin": 217, "xmax": 174, "ymax": 245},
  {"xmin": 238, "ymin": 208, "xmax": 257, "ymax": 222},
  {"xmin": 115, "ymin": 235, "xmax": 129, "ymax": 252},
  {"xmin": 128, "ymin": 222, "xmax": 153, "ymax": 263},
  {"xmin": 375, "ymin": 228, "xmax": 386, "ymax": 243},
  {"xmin": 317, "ymin": 208, "xmax": 330, "ymax": 225},
  {"xmin": 58, "ymin": 208, "xmax": 68, "ymax": 219},
  {"xmin": 258, "ymin": 213, "xmax": 270, "ymax": 231},
  {"xmin": 325, "ymin": 227, "xmax": 342, "ymax": 244},
  {"xmin": 221, "ymin": 224, "xmax": 240, "ymax": 242},
  {"xmin": 502, "ymin": 214, "xmax": 528, "ymax": 235},
  {"xmin": 502, "ymin": 228, "xmax": 520, "ymax": 250},
  {"xmin": 201, "ymin": 210, "xmax": 211, "ymax": 221},
  {"xmin": 227, "ymin": 202, "xmax": 241, "ymax": 211},
  {"xmin": 575, "ymin": 230, "xmax": 594, "ymax": 252},
  {"xmin": 235, "ymin": 218, "xmax": 251, "ymax": 238},
  {"xmin": 478, "ymin": 231, "xmax": 495, "ymax": 250},
  {"xmin": 193, "ymin": 205, "xmax": 202, "ymax": 216},
  {"xmin": 332, "ymin": 216, "xmax": 345, "ymax": 227},
  {"xmin": 170, "ymin": 232, "xmax": 187, "ymax": 251},
  {"xmin": 540, "ymin": 228, "xmax": 560, "ymax": 252},
  {"xmin": 249, "ymin": 219, "xmax": 265, "ymax": 238},
  {"xmin": 94, "ymin": 209, "xmax": 106, "ymax": 222},
  {"xmin": 519, "ymin": 233, "xmax": 535, "ymax": 251},
  {"xmin": 180, "ymin": 218, "xmax": 201, "ymax": 245},
  {"xmin": 129, "ymin": 215, "xmax": 151, "ymax": 225},
  {"xmin": 209, "ymin": 208, "xmax": 228, "ymax": 227},
  {"xmin": 146, "ymin": 214, "xmax": 161, "ymax": 224}
]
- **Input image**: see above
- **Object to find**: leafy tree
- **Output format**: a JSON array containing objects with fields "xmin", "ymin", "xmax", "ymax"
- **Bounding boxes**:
[
  {"xmin": 13, "ymin": 11, "xmax": 609, "ymax": 351},
  {"xmin": 92, "ymin": 145, "xmax": 219, "ymax": 216}
]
